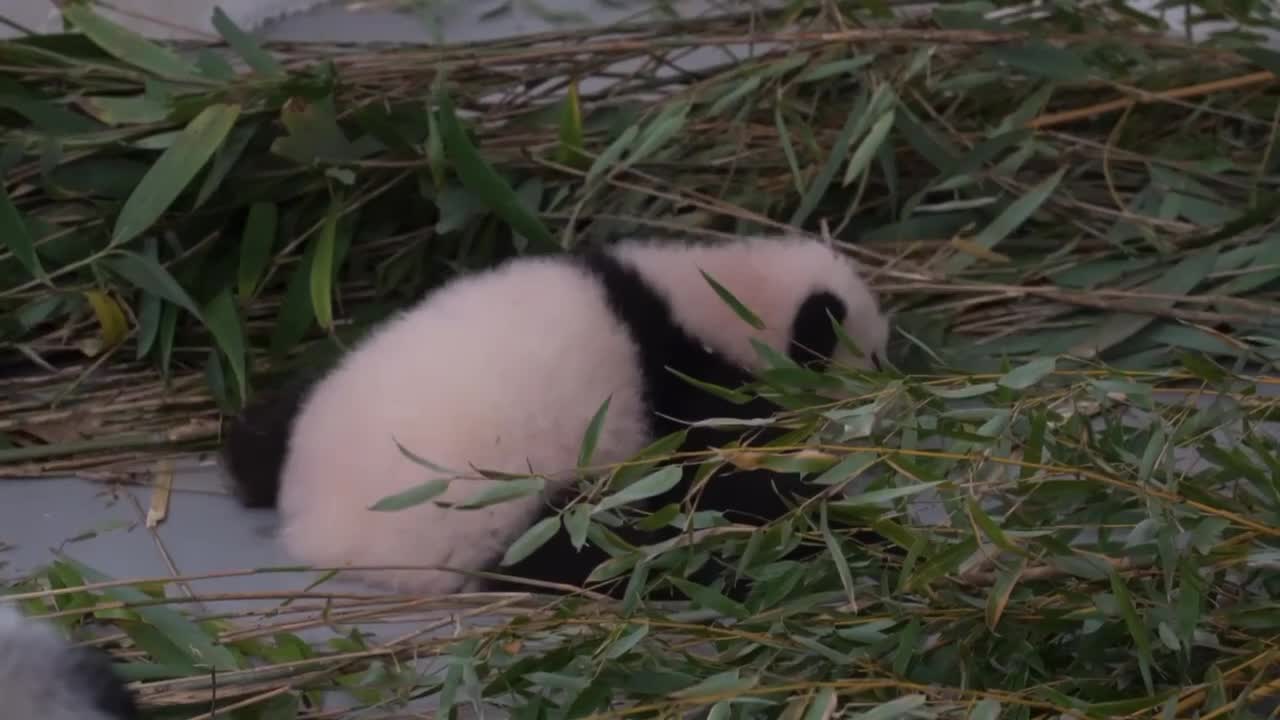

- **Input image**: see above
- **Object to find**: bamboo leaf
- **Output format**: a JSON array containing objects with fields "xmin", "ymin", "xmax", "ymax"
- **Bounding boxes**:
[
  {"xmin": 211, "ymin": 7, "xmax": 284, "ymax": 78},
  {"xmin": 1071, "ymin": 249, "xmax": 1218, "ymax": 357},
  {"xmin": 701, "ymin": 269, "xmax": 765, "ymax": 330},
  {"xmin": 453, "ymin": 477, "xmax": 545, "ymax": 510},
  {"xmin": 62, "ymin": 558, "xmax": 240, "ymax": 671},
  {"xmin": 112, "ymin": 103, "xmax": 241, "ymax": 247},
  {"xmin": 435, "ymin": 91, "xmax": 556, "ymax": 251},
  {"xmin": 997, "ymin": 356, "xmax": 1057, "ymax": 390},
  {"xmin": 585, "ymin": 125, "xmax": 638, "ymax": 185},
  {"xmin": 203, "ymin": 288, "xmax": 247, "ymax": 401},
  {"xmin": 1109, "ymin": 568, "xmax": 1155, "ymax": 694},
  {"xmin": 842, "ymin": 110, "xmax": 895, "ymax": 186},
  {"xmin": 791, "ymin": 90, "xmax": 876, "ymax": 227},
  {"xmin": 555, "ymin": 78, "xmax": 586, "ymax": 168},
  {"xmin": 578, "ymin": 396, "xmax": 612, "ymax": 469},
  {"xmin": 946, "ymin": 167, "xmax": 1066, "ymax": 274},
  {"xmin": 594, "ymin": 466, "xmax": 682, "ymax": 514},
  {"xmin": 986, "ymin": 42, "xmax": 1091, "ymax": 82},
  {"xmin": 238, "ymin": 202, "xmax": 278, "ymax": 299},
  {"xmin": 61, "ymin": 3, "xmax": 208, "ymax": 83},
  {"xmin": 101, "ymin": 251, "xmax": 202, "ymax": 318},
  {"xmin": 83, "ymin": 290, "xmax": 129, "ymax": 349},
  {"xmin": 851, "ymin": 694, "xmax": 927, "ymax": 720},
  {"xmin": 500, "ymin": 515, "xmax": 562, "ymax": 566},
  {"xmin": 0, "ymin": 185, "xmax": 45, "ymax": 281},
  {"xmin": 310, "ymin": 198, "xmax": 340, "ymax": 331},
  {"xmin": 985, "ymin": 554, "xmax": 1027, "ymax": 629},
  {"xmin": 369, "ymin": 478, "xmax": 452, "ymax": 512},
  {"xmin": 666, "ymin": 577, "xmax": 750, "ymax": 619}
]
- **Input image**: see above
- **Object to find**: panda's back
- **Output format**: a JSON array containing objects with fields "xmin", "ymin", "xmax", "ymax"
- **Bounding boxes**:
[{"xmin": 275, "ymin": 255, "xmax": 655, "ymax": 594}]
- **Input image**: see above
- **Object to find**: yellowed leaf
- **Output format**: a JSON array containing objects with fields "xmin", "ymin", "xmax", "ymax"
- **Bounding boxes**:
[{"xmin": 83, "ymin": 290, "xmax": 129, "ymax": 349}]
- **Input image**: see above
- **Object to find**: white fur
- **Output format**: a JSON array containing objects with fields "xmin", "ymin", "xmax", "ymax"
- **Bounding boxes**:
[
  {"xmin": 612, "ymin": 237, "xmax": 888, "ymax": 370},
  {"xmin": 0, "ymin": 605, "xmax": 122, "ymax": 720},
  {"xmin": 272, "ymin": 235, "xmax": 888, "ymax": 595}
]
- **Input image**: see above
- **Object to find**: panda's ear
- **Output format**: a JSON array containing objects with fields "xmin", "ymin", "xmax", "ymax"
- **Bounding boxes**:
[{"xmin": 788, "ymin": 291, "xmax": 845, "ymax": 369}]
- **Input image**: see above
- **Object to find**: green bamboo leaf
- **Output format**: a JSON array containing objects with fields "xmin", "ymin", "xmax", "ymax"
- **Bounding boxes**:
[
  {"xmin": 203, "ymin": 288, "xmax": 247, "ymax": 401},
  {"xmin": 904, "ymin": 538, "xmax": 979, "ymax": 591},
  {"xmin": 774, "ymin": 105, "xmax": 805, "ymax": 195},
  {"xmin": 594, "ymin": 466, "xmax": 682, "ymax": 514},
  {"xmin": 997, "ymin": 356, "xmax": 1057, "ymax": 390},
  {"xmin": 555, "ymin": 79, "xmax": 586, "ymax": 168},
  {"xmin": 821, "ymin": 505, "xmax": 856, "ymax": 608},
  {"xmin": 603, "ymin": 623, "xmax": 649, "ymax": 659},
  {"xmin": 238, "ymin": 202, "xmax": 278, "ymax": 299},
  {"xmin": 851, "ymin": 694, "xmax": 927, "ymax": 720},
  {"xmin": 112, "ymin": 103, "xmax": 241, "ymax": 247},
  {"xmin": 791, "ymin": 90, "xmax": 874, "ymax": 227},
  {"xmin": 61, "ymin": 3, "xmax": 208, "ymax": 83},
  {"xmin": 134, "ymin": 241, "xmax": 162, "ymax": 360},
  {"xmin": 500, "ymin": 515, "xmax": 562, "ymax": 566},
  {"xmin": 666, "ymin": 577, "xmax": 750, "ymax": 619},
  {"xmin": 1138, "ymin": 425, "xmax": 1167, "ymax": 484},
  {"xmin": 310, "ymin": 199, "xmax": 340, "ymax": 330},
  {"xmin": 626, "ymin": 101, "xmax": 690, "ymax": 168},
  {"xmin": 0, "ymin": 185, "xmax": 45, "ymax": 281},
  {"xmin": 426, "ymin": 104, "xmax": 446, "ymax": 190},
  {"xmin": 61, "ymin": 557, "xmax": 239, "ymax": 671},
  {"xmin": 842, "ymin": 110, "xmax": 895, "ymax": 186},
  {"xmin": 701, "ymin": 269, "xmax": 765, "ymax": 330},
  {"xmin": 194, "ymin": 124, "xmax": 256, "ymax": 209},
  {"xmin": 1239, "ymin": 46, "xmax": 1280, "ymax": 75},
  {"xmin": 101, "ymin": 251, "xmax": 201, "ymax": 318},
  {"xmin": 369, "ymin": 478, "xmax": 452, "ymax": 512},
  {"xmin": 670, "ymin": 669, "xmax": 756, "ymax": 699},
  {"xmin": 564, "ymin": 503, "xmax": 592, "ymax": 550},
  {"xmin": 211, "ymin": 7, "xmax": 284, "ymax": 78},
  {"xmin": 921, "ymin": 382, "xmax": 998, "ymax": 399},
  {"xmin": 837, "ymin": 480, "xmax": 940, "ymax": 507},
  {"xmin": 667, "ymin": 368, "xmax": 755, "ymax": 404},
  {"xmin": 966, "ymin": 498, "xmax": 1018, "ymax": 552},
  {"xmin": 798, "ymin": 55, "xmax": 876, "ymax": 83},
  {"xmin": 585, "ymin": 125, "xmax": 638, "ymax": 185},
  {"xmin": 801, "ymin": 688, "xmax": 838, "ymax": 720},
  {"xmin": 453, "ymin": 477, "xmax": 545, "ymax": 509},
  {"xmin": 985, "ymin": 554, "xmax": 1026, "ymax": 629},
  {"xmin": 0, "ymin": 96, "xmax": 102, "ymax": 134},
  {"xmin": 578, "ymin": 396, "xmax": 612, "ymax": 469},
  {"xmin": 1071, "ymin": 249, "xmax": 1218, "ymax": 357},
  {"xmin": 82, "ymin": 95, "xmax": 171, "ymax": 125},
  {"xmin": 1109, "ymin": 568, "xmax": 1155, "ymax": 694},
  {"xmin": 435, "ymin": 91, "xmax": 556, "ymax": 251},
  {"xmin": 946, "ymin": 167, "xmax": 1066, "ymax": 273},
  {"xmin": 986, "ymin": 42, "xmax": 1091, "ymax": 82},
  {"xmin": 708, "ymin": 76, "xmax": 762, "ymax": 116}
]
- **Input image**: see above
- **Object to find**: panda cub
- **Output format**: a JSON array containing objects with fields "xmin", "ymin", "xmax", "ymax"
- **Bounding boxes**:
[
  {"xmin": 0, "ymin": 604, "xmax": 139, "ymax": 720},
  {"xmin": 222, "ymin": 234, "xmax": 891, "ymax": 598}
]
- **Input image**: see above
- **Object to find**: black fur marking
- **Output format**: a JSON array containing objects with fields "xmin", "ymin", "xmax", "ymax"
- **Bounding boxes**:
[
  {"xmin": 66, "ymin": 645, "xmax": 140, "ymax": 720},
  {"xmin": 221, "ymin": 374, "xmax": 319, "ymax": 508},
  {"xmin": 487, "ymin": 250, "xmax": 846, "ymax": 600},
  {"xmin": 790, "ymin": 291, "xmax": 845, "ymax": 369}
]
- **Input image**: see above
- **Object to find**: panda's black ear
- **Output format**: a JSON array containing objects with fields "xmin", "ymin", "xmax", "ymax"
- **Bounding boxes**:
[{"xmin": 788, "ymin": 291, "xmax": 846, "ymax": 369}]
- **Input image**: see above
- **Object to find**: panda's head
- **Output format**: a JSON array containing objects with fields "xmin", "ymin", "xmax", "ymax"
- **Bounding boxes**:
[
  {"xmin": 609, "ymin": 235, "xmax": 890, "ymax": 373},
  {"xmin": 0, "ymin": 605, "xmax": 139, "ymax": 720}
]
